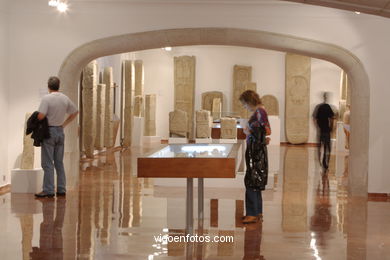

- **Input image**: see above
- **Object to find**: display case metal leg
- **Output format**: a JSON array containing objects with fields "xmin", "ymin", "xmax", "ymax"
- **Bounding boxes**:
[
  {"xmin": 198, "ymin": 178, "xmax": 204, "ymax": 232},
  {"xmin": 186, "ymin": 178, "xmax": 194, "ymax": 235}
]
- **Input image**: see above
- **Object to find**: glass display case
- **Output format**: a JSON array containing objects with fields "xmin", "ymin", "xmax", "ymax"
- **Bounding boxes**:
[{"xmin": 149, "ymin": 144, "xmax": 234, "ymax": 158}]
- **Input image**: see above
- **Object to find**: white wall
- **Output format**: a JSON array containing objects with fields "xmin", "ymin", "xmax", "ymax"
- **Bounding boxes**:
[
  {"xmin": 4, "ymin": 0, "xmax": 390, "ymax": 193},
  {"xmin": 0, "ymin": 0, "xmax": 9, "ymax": 187},
  {"xmin": 101, "ymin": 46, "xmax": 341, "ymax": 143}
]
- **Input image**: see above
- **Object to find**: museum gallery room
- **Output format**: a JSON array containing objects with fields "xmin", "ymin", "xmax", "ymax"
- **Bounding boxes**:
[{"xmin": 0, "ymin": 0, "xmax": 390, "ymax": 259}]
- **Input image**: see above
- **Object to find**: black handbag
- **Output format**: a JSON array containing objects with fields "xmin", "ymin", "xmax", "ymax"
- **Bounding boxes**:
[{"xmin": 244, "ymin": 126, "xmax": 268, "ymax": 190}]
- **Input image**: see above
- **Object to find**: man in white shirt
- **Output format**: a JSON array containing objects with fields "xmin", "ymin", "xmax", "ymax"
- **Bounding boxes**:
[{"xmin": 35, "ymin": 76, "xmax": 78, "ymax": 198}]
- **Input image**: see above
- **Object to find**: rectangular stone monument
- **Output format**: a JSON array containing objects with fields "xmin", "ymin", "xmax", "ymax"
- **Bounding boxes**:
[
  {"xmin": 169, "ymin": 109, "xmax": 188, "ymax": 138},
  {"xmin": 134, "ymin": 95, "xmax": 144, "ymax": 118},
  {"xmin": 144, "ymin": 94, "xmax": 156, "ymax": 136},
  {"xmin": 285, "ymin": 53, "xmax": 311, "ymax": 144},
  {"xmin": 103, "ymin": 67, "xmax": 114, "ymax": 148},
  {"xmin": 196, "ymin": 110, "xmax": 212, "ymax": 138},
  {"xmin": 82, "ymin": 61, "xmax": 97, "ymax": 158},
  {"xmin": 233, "ymin": 65, "xmax": 252, "ymax": 118},
  {"xmin": 261, "ymin": 95, "xmax": 279, "ymax": 116},
  {"xmin": 21, "ymin": 113, "xmax": 34, "ymax": 169},
  {"xmin": 134, "ymin": 60, "xmax": 144, "ymax": 97},
  {"xmin": 220, "ymin": 117, "xmax": 237, "ymax": 139},
  {"xmin": 212, "ymin": 98, "xmax": 222, "ymax": 120},
  {"xmin": 95, "ymin": 84, "xmax": 105, "ymax": 150},
  {"xmin": 122, "ymin": 60, "xmax": 133, "ymax": 147},
  {"xmin": 174, "ymin": 56, "xmax": 195, "ymax": 139},
  {"xmin": 201, "ymin": 91, "xmax": 223, "ymax": 112}
]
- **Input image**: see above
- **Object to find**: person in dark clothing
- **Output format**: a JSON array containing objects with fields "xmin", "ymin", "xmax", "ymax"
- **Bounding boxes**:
[{"xmin": 313, "ymin": 92, "xmax": 335, "ymax": 171}]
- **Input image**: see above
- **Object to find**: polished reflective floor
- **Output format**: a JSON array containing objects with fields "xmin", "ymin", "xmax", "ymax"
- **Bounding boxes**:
[{"xmin": 1, "ymin": 145, "xmax": 390, "ymax": 259}]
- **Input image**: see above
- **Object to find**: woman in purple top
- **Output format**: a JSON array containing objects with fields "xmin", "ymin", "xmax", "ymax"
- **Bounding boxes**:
[{"xmin": 239, "ymin": 90, "xmax": 271, "ymax": 224}]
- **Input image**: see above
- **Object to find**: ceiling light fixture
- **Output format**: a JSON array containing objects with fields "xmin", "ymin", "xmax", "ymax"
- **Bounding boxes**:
[
  {"xmin": 48, "ymin": 0, "xmax": 59, "ymax": 7},
  {"xmin": 355, "ymin": 11, "xmax": 361, "ymax": 14},
  {"xmin": 57, "ymin": 2, "xmax": 68, "ymax": 12},
  {"xmin": 163, "ymin": 47, "xmax": 172, "ymax": 51}
]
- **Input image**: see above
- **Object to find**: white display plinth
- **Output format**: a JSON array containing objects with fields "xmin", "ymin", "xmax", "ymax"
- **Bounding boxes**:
[
  {"xmin": 336, "ymin": 121, "xmax": 347, "ymax": 152},
  {"xmin": 132, "ymin": 117, "xmax": 144, "ymax": 147},
  {"xmin": 143, "ymin": 136, "xmax": 161, "ymax": 144},
  {"xmin": 268, "ymin": 116, "xmax": 281, "ymax": 145},
  {"xmin": 11, "ymin": 168, "xmax": 43, "ymax": 193},
  {"xmin": 195, "ymin": 138, "xmax": 212, "ymax": 144},
  {"xmin": 168, "ymin": 137, "xmax": 188, "ymax": 144},
  {"xmin": 213, "ymin": 138, "xmax": 237, "ymax": 144},
  {"xmin": 268, "ymin": 145, "xmax": 280, "ymax": 173}
]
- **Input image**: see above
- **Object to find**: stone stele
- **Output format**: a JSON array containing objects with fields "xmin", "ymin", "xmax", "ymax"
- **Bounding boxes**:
[
  {"xmin": 122, "ymin": 60, "xmax": 133, "ymax": 147},
  {"xmin": 285, "ymin": 53, "xmax": 311, "ymax": 144},
  {"xmin": 201, "ymin": 91, "xmax": 223, "ymax": 112},
  {"xmin": 174, "ymin": 56, "xmax": 195, "ymax": 139},
  {"xmin": 21, "ymin": 113, "xmax": 34, "ymax": 169},
  {"xmin": 211, "ymin": 98, "xmax": 222, "ymax": 120},
  {"xmin": 169, "ymin": 109, "xmax": 188, "ymax": 138},
  {"xmin": 134, "ymin": 60, "xmax": 144, "ymax": 97},
  {"xmin": 144, "ymin": 94, "xmax": 157, "ymax": 136},
  {"xmin": 103, "ymin": 67, "xmax": 114, "ymax": 148},
  {"xmin": 220, "ymin": 117, "xmax": 237, "ymax": 139},
  {"xmin": 196, "ymin": 110, "xmax": 212, "ymax": 138},
  {"xmin": 94, "ymin": 83, "xmax": 106, "ymax": 150},
  {"xmin": 82, "ymin": 60, "xmax": 97, "ymax": 158},
  {"xmin": 233, "ymin": 65, "xmax": 252, "ymax": 118},
  {"xmin": 261, "ymin": 95, "xmax": 279, "ymax": 116},
  {"xmin": 133, "ymin": 95, "xmax": 144, "ymax": 118}
]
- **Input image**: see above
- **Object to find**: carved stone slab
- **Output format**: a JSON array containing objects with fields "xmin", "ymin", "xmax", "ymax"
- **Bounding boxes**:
[
  {"xmin": 123, "ymin": 60, "xmax": 133, "ymax": 147},
  {"xmin": 201, "ymin": 91, "xmax": 223, "ymax": 112},
  {"xmin": 261, "ymin": 95, "xmax": 279, "ymax": 116},
  {"xmin": 169, "ymin": 109, "xmax": 188, "ymax": 138},
  {"xmin": 212, "ymin": 98, "xmax": 222, "ymax": 120},
  {"xmin": 134, "ymin": 60, "xmax": 144, "ymax": 97},
  {"xmin": 285, "ymin": 54, "xmax": 311, "ymax": 144},
  {"xmin": 82, "ymin": 61, "xmax": 97, "ymax": 158},
  {"xmin": 233, "ymin": 65, "xmax": 252, "ymax": 118},
  {"xmin": 144, "ymin": 94, "xmax": 156, "ymax": 136},
  {"xmin": 133, "ymin": 95, "xmax": 144, "ymax": 118},
  {"xmin": 174, "ymin": 56, "xmax": 195, "ymax": 139},
  {"xmin": 196, "ymin": 110, "xmax": 212, "ymax": 138},
  {"xmin": 220, "ymin": 117, "xmax": 237, "ymax": 139},
  {"xmin": 95, "ymin": 84, "xmax": 106, "ymax": 150},
  {"xmin": 21, "ymin": 113, "xmax": 34, "ymax": 169},
  {"xmin": 103, "ymin": 67, "xmax": 114, "ymax": 147}
]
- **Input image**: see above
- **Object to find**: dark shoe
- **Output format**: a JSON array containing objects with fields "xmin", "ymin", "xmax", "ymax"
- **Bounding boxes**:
[
  {"xmin": 35, "ymin": 192, "xmax": 55, "ymax": 198},
  {"xmin": 56, "ymin": 192, "xmax": 66, "ymax": 197},
  {"xmin": 242, "ymin": 216, "xmax": 258, "ymax": 224}
]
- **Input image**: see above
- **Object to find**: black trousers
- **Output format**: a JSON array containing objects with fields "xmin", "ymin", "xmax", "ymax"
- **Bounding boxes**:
[{"xmin": 318, "ymin": 131, "xmax": 331, "ymax": 169}]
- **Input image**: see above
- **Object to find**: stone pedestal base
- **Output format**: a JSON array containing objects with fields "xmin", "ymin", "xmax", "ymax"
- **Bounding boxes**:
[
  {"xmin": 168, "ymin": 137, "xmax": 188, "ymax": 144},
  {"xmin": 143, "ymin": 136, "xmax": 161, "ymax": 144},
  {"xmin": 212, "ymin": 138, "xmax": 237, "ymax": 144},
  {"xmin": 132, "ymin": 117, "xmax": 144, "ymax": 147},
  {"xmin": 11, "ymin": 168, "xmax": 43, "ymax": 193},
  {"xmin": 195, "ymin": 138, "xmax": 212, "ymax": 144}
]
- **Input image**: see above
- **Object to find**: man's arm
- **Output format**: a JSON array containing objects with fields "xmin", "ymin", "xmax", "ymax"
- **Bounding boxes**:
[{"xmin": 62, "ymin": 112, "xmax": 79, "ymax": 128}]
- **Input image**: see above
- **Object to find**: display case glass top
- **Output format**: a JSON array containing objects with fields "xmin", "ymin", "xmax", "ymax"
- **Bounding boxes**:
[{"xmin": 148, "ymin": 144, "xmax": 234, "ymax": 158}]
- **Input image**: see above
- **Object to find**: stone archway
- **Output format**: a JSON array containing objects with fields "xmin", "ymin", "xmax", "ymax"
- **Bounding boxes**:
[{"xmin": 59, "ymin": 28, "xmax": 369, "ymax": 197}]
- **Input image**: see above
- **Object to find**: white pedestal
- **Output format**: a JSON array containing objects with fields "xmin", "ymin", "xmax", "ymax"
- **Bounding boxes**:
[
  {"xmin": 11, "ymin": 168, "xmax": 43, "ymax": 193},
  {"xmin": 195, "ymin": 138, "xmax": 213, "ymax": 144},
  {"xmin": 132, "ymin": 116, "xmax": 144, "ymax": 147},
  {"xmin": 213, "ymin": 138, "xmax": 237, "ymax": 144},
  {"xmin": 168, "ymin": 137, "xmax": 188, "ymax": 144},
  {"xmin": 268, "ymin": 116, "xmax": 281, "ymax": 145},
  {"xmin": 143, "ymin": 136, "xmax": 161, "ymax": 144},
  {"xmin": 268, "ymin": 145, "xmax": 280, "ymax": 173}
]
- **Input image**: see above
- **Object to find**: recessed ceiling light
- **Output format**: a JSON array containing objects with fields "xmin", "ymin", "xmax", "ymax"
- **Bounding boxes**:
[
  {"xmin": 162, "ymin": 47, "xmax": 172, "ymax": 51},
  {"xmin": 48, "ymin": 0, "xmax": 59, "ymax": 7},
  {"xmin": 57, "ymin": 2, "xmax": 68, "ymax": 12},
  {"xmin": 355, "ymin": 11, "xmax": 361, "ymax": 14}
]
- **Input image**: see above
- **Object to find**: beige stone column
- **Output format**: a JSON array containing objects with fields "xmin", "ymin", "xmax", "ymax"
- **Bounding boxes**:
[
  {"xmin": 95, "ymin": 84, "xmax": 105, "ymax": 150},
  {"xmin": 133, "ymin": 95, "xmax": 144, "ymax": 118},
  {"xmin": 174, "ymin": 56, "xmax": 196, "ymax": 139},
  {"xmin": 285, "ymin": 53, "xmax": 311, "ymax": 144},
  {"xmin": 122, "ymin": 60, "xmax": 133, "ymax": 147},
  {"xmin": 134, "ymin": 60, "xmax": 144, "ymax": 97},
  {"xmin": 82, "ymin": 61, "xmax": 97, "ymax": 158},
  {"xmin": 103, "ymin": 67, "xmax": 114, "ymax": 148},
  {"xmin": 144, "ymin": 94, "xmax": 156, "ymax": 136},
  {"xmin": 261, "ymin": 95, "xmax": 279, "ymax": 116},
  {"xmin": 21, "ymin": 113, "xmax": 34, "ymax": 169},
  {"xmin": 233, "ymin": 65, "xmax": 252, "ymax": 118}
]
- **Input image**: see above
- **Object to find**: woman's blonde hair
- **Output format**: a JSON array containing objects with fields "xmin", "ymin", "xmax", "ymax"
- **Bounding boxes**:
[{"xmin": 239, "ymin": 90, "xmax": 262, "ymax": 106}]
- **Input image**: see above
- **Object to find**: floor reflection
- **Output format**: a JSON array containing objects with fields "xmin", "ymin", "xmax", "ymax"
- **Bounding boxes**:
[{"xmin": 2, "ymin": 145, "xmax": 390, "ymax": 259}]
